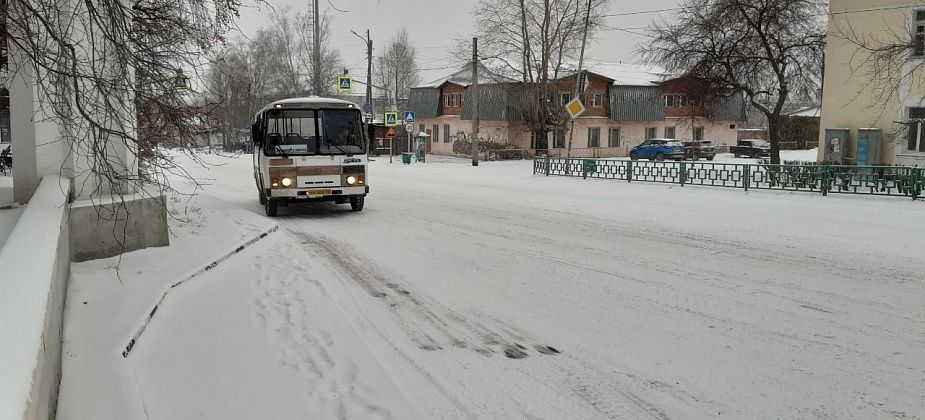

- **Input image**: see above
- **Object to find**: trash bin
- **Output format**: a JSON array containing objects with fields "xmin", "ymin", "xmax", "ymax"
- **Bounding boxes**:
[{"xmin": 402, "ymin": 152, "xmax": 412, "ymax": 165}]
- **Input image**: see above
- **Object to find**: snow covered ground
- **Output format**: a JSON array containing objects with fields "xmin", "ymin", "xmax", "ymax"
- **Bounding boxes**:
[
  {"xmin": 61, "ymin": 152, "xmax": 925, "ymax": 419},
  {"xmin": 713, "ymin": 147, "xmax": 819, "ymax": 162}
]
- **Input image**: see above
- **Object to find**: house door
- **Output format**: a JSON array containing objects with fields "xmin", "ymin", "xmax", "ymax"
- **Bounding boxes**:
[{"xmin": 426, "ymin": 129, "xmax": 433, "ymax": 153}]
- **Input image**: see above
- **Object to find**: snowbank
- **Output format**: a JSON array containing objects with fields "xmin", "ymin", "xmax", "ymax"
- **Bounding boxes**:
[
  {"xmin": 0, "ymin": 176, "xmax": 71, "ymax": 420},
  {"xmin": 57, "ymin": 193, "xmax": 280, "ymax": 420}
]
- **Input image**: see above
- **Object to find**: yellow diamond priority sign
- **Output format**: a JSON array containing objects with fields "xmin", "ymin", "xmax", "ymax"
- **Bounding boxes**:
[{"xmin": 565, "ymin": 97, "xmax": 585, "ymax": 119}]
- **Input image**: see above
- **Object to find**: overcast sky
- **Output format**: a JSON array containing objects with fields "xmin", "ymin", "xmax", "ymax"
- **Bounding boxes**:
[{"xmin": 232, "ymin": 0, "xmax": 683, "ymax": 84}]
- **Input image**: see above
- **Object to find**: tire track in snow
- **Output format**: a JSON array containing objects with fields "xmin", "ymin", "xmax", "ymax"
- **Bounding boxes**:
[{"xmin": 293, "ymin": 231, "xmax": 560, "ymax": 360}]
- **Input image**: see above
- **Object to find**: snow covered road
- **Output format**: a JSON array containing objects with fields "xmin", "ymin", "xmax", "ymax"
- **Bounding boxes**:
[{"xmin": 79, "ymin": 153, "xmax": 925, "ymax": 419}]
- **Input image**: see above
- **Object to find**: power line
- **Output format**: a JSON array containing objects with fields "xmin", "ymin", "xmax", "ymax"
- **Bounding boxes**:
[
  {"xmin": 601, "ymin": 7, "xmax": 682, "ymax": 18},
  {"xmin": 830, "ymin": 4, "xmax": 922, "ymax": 16},
  {"xmin": 598, "ymin": 24, "xmax": 651, "ymax": 37},
  {"xmin": 600, "ymin": 3, "xmax": 919, "ymax": 21}
]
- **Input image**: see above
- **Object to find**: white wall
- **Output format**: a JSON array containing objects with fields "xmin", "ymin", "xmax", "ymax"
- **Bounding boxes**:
[{"xmin": 0, "ymin": 176, "xmax": 72, "ymax": 420}]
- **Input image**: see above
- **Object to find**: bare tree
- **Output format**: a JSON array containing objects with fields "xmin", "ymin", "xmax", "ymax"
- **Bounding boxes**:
[
  {"xmin": 295, "ymin": 8, "xmax": 343, "ymax": 96},
  {"xmin": 207, "ymin": 33, "xmax": 280, "ymax": 152},
  {"xmin": 375, "ymin": 28, "xmax": 420, "ymax": 110},
  {"xmin": 269, "ymin": 7, "xmax": 306, "ymax": 97},
  {"xmin": 474, "ymin": 0, "xmax": 607, "ymax": 150},
  {"xmin": 2, "ymin": 0, "xmax": 244, "ymax": 199},
  {"xmin": 642, "ymin": 0, "xmax": 826, "ymax": 164},
  {"xmin": 206, "ymin": 4, "xmax": 343, "ymax": 141}
]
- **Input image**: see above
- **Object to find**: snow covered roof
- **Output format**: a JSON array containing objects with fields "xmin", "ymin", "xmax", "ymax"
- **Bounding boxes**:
[
  {"xmin": 272, "ymin": 96, "xmax": 359, "ymax": 106},
  {"xmin": 416, "ymin": 62, "xmax": 517, "ymax": 88},
  {"xmin": 255, "ymin": 96, "xmax": 361, "ymax": 116},
  {"xmin": 785, "ymin": 105, "xmax": 821, "ymax": 118},
  {"xmin": 566, "ymin": 62, "xmax": 666, "ymax": 86}
]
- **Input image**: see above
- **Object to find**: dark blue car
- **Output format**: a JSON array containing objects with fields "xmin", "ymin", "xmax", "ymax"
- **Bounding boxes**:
[{"xmin": 629, "ymin": 138, "xmax": 685, "ymax": 161}]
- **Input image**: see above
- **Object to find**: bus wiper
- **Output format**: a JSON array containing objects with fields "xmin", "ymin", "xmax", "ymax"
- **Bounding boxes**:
[{"xmin": 325, "ymin": 137, "xmax": 351, "ymax": 156}]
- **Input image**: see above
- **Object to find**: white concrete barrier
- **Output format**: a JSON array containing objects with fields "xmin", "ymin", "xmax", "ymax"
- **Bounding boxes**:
[{"xmin": 0, "ymin": 176, "xmax": 71, "ymax": 420}]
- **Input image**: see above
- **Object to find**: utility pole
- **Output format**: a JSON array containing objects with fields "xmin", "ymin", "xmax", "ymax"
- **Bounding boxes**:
[
  {"xmin": 366, "ymin": 31, "xmax": 373, "ymax": 120},
  {"xmin": 565, "ymin": 0, "xmax": 592, "ymax": 161},
  {"xmin": 352, "ymin": 29, "xmax": 374, "ymax": 122},
  {"xmin": 471, "ymin": 37, "xmax": 480, "ymax": 167},
  {"xmin": 312, "ymin": 0, "xmax": 321, "ymax": 95}
]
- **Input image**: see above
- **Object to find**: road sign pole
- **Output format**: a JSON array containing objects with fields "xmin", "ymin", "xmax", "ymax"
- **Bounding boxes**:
[{"xmin": 567, "ymin": 0, "xmax": 593, "ymax": 162}]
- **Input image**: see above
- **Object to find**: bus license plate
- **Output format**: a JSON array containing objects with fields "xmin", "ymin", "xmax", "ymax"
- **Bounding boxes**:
[{"xmin": 308, "ymin": 188, "xmax": 331, "ymax": 197}]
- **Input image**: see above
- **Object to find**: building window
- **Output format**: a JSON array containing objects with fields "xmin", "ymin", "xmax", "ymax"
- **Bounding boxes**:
[
  {"xmin": 591, "ymin": 93, "xmax": 603, "ymax": 107},
  {"xmin": 729, "ymin": 124, "xmax": 736, "ymax": 129},
  {"xmin": 664, "ymin": 126, "xmax": 676, "ymax": 139},
  {"xmin": 444, "ymin": 124, "xmax": 451, "ymax": 143},
  {"xmin": 915, "ymin": 10, "xmax": 925, "ymax": 57},
  {"xmin": 588, "ymin": 127, "xmax": 601, "ymax": 147},
  {"xmin": 907, "ymin": 107, "xmax": 925, "ymax": 151},
  {"xmin": 608, "ymin": 128, "xmax": 621, "ymax": 147},
  {"xmin": 664, "ymin": 95, "xmax": 675, "ymax": 108},
  {"xmin": 560, "ymin": 92, "xmax": 572, "ymax": 105},
  {"xmin": 693, "ymin": 126, "xmax": 705, "ymax": 141},
  {"xmin": 443, "ymin": 93, "xmax": 463, "ymax": 107},
  {"xmin": 553, "ymin": 130, "xmax": 566, "ymax": 148},
  {"xmin": 433, "ymin": 124, "xmax": 439, "ymax": 143},
  {"xmin": 679, "ymin": 95, "xmax": 688, "ymax": 108},
  {"xmin": 645, "ymin": 127, "xmax": 657, "ymax": 140}
]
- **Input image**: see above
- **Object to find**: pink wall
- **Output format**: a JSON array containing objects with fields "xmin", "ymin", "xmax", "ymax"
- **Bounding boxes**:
[{"xmin": 417, "ymin": 115, "xmax": 741, "ymax": 157}]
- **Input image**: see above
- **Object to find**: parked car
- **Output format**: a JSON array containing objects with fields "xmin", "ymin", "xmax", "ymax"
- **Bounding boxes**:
[
  {"xmin": 683, "ymin": 140, "xmax": 717, "ymax": 161},
  {"xmin": 729, "ymin": 139, "xmax": 771, "ymax": 158},
  {"xmin": 629, "ymin": 138, "xmax": 685, "ymax": 161}
]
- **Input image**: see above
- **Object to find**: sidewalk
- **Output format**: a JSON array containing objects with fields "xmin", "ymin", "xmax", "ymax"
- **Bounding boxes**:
[{"xmin": 57, "ymin": 192, "xmax": 417, "ymax": 420}]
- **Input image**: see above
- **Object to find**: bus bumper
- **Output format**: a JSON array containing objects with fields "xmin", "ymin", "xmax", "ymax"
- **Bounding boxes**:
[{"xmin": 269, "ymin": 185, "xmax": 368, "ymax": 200}]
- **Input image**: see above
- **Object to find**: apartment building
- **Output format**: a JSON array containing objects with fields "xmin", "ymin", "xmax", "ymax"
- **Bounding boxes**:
[
  {"xmin": 407, "ymin": 62, "xmax": 747, "ymax": 157},
  {"xmin": 820, "ymin": 0, "xmax": 925, "ymax": 166}
]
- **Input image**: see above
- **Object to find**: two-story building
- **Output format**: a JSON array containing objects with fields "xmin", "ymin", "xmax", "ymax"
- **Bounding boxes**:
[
  {"xmin": 820, "ymin": 0, "xmax": 925, "ymax": 166},
  {"xmin": 407, "ymin": 62, "xmax": 747, "ymax": 158}
]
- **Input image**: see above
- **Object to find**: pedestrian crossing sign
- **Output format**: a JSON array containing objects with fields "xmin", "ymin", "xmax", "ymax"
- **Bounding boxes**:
[
  {"xmin": 384, "ymin": 112, "xmax": 399, "ymax": 127},
  {"xmin": 337, "ymin": 76, "xmax": 352, "ymax": 92}
]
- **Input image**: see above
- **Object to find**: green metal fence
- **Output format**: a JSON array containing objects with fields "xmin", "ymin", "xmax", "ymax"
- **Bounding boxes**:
[{"xmin": 533, "ymin": 157, "xmax": 923, "ymax": 200}]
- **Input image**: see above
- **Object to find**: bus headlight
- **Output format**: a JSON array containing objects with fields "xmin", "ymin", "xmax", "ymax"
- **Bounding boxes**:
[
  {"xmin": 346, "ymin": 176, "xmax": 357, "ymax": 185},
  {"xmin": 281, "ymin": 177, "xmax": 293, "ymax": 187}
]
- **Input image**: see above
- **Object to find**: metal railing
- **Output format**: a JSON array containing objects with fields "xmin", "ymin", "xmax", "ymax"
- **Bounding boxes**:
[{"xmin": 533, "ymin": 157, "xmax": 923, "ymax": 200}]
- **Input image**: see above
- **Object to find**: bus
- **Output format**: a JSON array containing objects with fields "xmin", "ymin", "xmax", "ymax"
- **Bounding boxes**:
[{"xmin": 251, "ymin": 97, "xmax": 369, "ymax": 217}]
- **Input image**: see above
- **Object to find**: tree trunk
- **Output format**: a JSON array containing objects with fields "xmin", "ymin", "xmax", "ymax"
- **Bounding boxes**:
[
  {"xmin": 767, "ymin": 113, "xmax": 782, "ymax": 164},
  {"xmin": 534, "ymin": 128, "xmax": 548, "ymax": 151}
]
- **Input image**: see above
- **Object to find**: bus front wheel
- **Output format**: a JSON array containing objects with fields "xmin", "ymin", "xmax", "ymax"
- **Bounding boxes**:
[
  {"xmin": 350, "ymin": 197, "xmax": 364, "ymax": 212},
  {"xmin": 265, "ymin": 199, "xmax": 279, "ymax": 217}
]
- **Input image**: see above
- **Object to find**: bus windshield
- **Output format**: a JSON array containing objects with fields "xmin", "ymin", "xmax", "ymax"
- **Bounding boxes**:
[{"xmin": 264, "ymin": 108, "xmax": 364, "ymax": 155}]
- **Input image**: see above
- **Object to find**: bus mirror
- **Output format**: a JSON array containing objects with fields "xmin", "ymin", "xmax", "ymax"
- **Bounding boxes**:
[{"xmin": 251, "ymin": 124, "xmax": 260, "ymax": 145}]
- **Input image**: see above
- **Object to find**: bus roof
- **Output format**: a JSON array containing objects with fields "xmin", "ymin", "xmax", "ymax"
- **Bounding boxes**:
[{"xmin": 255, "ymin": 96, "xmax": 360, "ymax": 117}]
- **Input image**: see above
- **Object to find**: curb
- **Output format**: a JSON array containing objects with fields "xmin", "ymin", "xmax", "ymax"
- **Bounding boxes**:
[{"xmin": 121, "ymin": 223, "xmax": 279, "ymax": 358}]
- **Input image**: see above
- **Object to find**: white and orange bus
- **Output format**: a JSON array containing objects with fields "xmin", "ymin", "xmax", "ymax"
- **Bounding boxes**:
[{"xmin": 251, "ymin": 97, "xmax": 368, "ymax": 216}]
